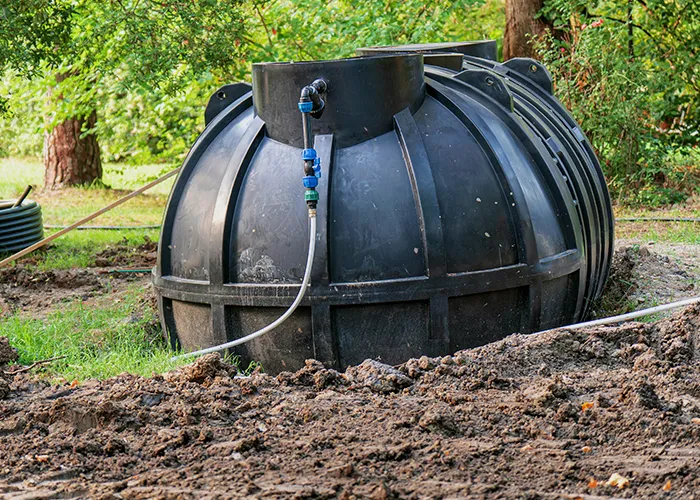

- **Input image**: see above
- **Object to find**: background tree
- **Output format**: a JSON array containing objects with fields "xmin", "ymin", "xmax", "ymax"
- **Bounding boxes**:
[
  {"xmin": 1, "ymin": 0, "xmax": 248, "ymax": 188},
  {"xmin": 1, "ymin": 0, "xmax": 491, "ymax": 186},
  {"xmin": 503, "ymin": 0, "xmax": 550, "ymax": 59},
  {"xmin": 537, "ymin": 0, "xmax": 700, "ymax": 205}
]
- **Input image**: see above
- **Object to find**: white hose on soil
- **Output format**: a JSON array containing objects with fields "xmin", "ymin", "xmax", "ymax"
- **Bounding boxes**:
[
  {"xmin": 173, "ymin": 214, "xmax": 317, "ymax": 361},
  {"xmin": 536, "ymin": 296, "xmax": 700, "ymax": 335}
]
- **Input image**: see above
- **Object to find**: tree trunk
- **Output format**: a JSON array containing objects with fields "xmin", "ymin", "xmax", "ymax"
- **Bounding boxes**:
[
  {"xmin": 43, "ymin": 74, "xmax": 102, "ymax": 189},
  {"xmin": 503, "ymin": 0, "xmax": 551, "ymax": 60}
]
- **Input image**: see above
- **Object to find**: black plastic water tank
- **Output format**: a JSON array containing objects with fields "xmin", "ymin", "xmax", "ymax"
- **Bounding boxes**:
[{"xmin": 154, "ymin": 44, "xmax": 613, "ymax": 373}]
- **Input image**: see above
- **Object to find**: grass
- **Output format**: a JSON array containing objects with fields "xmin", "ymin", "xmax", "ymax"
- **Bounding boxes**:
[
  {"xmin": 0, "ymin": 285, "xmax": 190, "ymax": 381},
  {"xmin": 0, "ymin": 156, "xmax": 171, "ymax": 227},
  {"xmin": 614, "ymin": 195, "xmax": 700, "ymax": 244},
  {"xmin": 0, "ymin": 157, "xmax": 170, "ymax": 270},
  {"xmin": 0, "ymin": 156, "xmax": 175, "ymax": 198},
  {"xmin": 0, "ymin": 157, "xmax": 179, "ymax": 380},
  {"xmin": 612, "ymin": 220, "xmax": 700, "ymax": 245}
]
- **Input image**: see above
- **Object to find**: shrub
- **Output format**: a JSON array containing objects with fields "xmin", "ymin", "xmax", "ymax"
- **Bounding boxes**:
[{"xmin": 536, "ymin": 0, "xmax": 700, "ymax": 205}]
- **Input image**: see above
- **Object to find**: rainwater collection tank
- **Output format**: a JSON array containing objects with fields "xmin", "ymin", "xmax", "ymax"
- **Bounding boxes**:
[{"xmin": 154, "ymin": 42, "xmax": 613, "ymax": 373}]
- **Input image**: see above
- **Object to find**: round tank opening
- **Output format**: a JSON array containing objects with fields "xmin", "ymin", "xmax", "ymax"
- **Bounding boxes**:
[{"xmin": 252, "ymin": 53, "xmax": 426, "ymax": 148}]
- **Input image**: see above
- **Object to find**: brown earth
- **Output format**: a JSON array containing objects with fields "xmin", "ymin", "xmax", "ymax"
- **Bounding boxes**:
[
  {"xmin": 0, "ymin": 237, "xmax": 156, "ymax": 317},
  {"xmin": 0, "ymin": 244, "xmax": 699, "ymax": 498},
  {"xmin": 1, "ymin": 304, "xmax": 699, "ymax": 499},
  {"xmin": 93, "ymin": 236, "xmax": 158, "ymax": 269},
  {"xmin": 591, "ymin": 243, "xmax": 699, "ymax": 318}
]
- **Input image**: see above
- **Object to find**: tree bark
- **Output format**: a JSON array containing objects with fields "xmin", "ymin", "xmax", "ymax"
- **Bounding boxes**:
[
  {"xmin": 503, "ymin": 0, "xmax": 551, "ymax": 60},
  {"xmin": 43, "ymin": 74, "xmax": 102, "ymax": 189}
]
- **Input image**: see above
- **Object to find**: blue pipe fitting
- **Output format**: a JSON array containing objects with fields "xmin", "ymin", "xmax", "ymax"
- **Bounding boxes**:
[
  {"xmin": 302, "ymin": 148, "xmax": 317, "ymax": 161},
  {"xmin": 298, "ymin": 101, "xmax": 313, "ymax": 113},
  {"xmin": 313, "ymin": 157, "xmax": 321, "ymax": 178},
  {"xmin": 303, "ymin": 175, "xmax": 318, "ymax": 189}
]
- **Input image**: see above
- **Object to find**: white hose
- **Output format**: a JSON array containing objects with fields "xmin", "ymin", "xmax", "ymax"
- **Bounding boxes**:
[
  {"xmin": 535, "ymin": 295, "xmax": 700, "ymax": 335},
  {"xmin": 173, "ymin": 214, "xmax": 317, "ymax": 361}
]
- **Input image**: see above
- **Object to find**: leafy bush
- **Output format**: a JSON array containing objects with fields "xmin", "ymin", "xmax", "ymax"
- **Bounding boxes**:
[{"xmin": 537, "ymin": 0, "xmax": 700, "ymax": 205}]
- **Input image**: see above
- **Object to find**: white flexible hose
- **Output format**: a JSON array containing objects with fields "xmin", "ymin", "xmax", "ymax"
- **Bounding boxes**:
[
  {"xmin": 535, "ymin": 295, "xmax": 700, "ymax": 335},
  {"xmin": 172, "ymin": 214, "xmax": 317, "ymax": 361}
]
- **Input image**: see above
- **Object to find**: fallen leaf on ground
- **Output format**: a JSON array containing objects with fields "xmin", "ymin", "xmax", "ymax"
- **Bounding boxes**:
[
  {"xmin": 582, "ymin": 446, "xmax": 592, "ymax": 453},
  {"xmin": 588, "ymin": 478, "xmax": 598, "ymax": 488},
  {"xmin": 606, "ymin": 473, "xmax": 630, "ymax": 489},
  {"xmin": 663, "ymin": 480, "xmax": 672, "ymax": 491},
  {"xmin": 581, "ymin": 401, "xmax": 594, "ymax": 411}
]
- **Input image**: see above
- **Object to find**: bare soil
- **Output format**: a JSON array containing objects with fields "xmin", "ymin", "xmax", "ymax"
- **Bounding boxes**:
[
  {"xmin": 93, "ymin": 236, "xmax": 158, "ymax": 269},
  {"xmin": 0, "ymin": 238, "xmax": 156, "ymax": 318},
  {"xmin": 592, "ymin": 242, "xmax": 700, "ymax": 318},
  {"xmin": 0, "ymin": 309, "xmax": 698, "ymax": 498},
  {"xmin": 0, "ymin": 245, "xmax": 698, "ymax": 499}
]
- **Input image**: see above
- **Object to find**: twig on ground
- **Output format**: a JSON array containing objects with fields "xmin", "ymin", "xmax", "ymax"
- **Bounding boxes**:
[{"xmin": 3, "ymin": 355, "xmax": 67, "ymax": 375}]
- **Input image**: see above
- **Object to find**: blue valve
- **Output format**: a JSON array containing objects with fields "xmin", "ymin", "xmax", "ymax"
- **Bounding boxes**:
[{"xmin": 313, "ymin": 157, "xmax": 321, "ymax": 178}]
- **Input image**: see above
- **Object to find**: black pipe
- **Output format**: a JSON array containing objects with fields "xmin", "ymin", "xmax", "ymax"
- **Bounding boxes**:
[
  {"xmin": 0, "ymin": 200, "xmax": 44, "ymax": 254},
  {"xmin": 299, "ymin": 79, "xmax": 327, "ymax": 119}
]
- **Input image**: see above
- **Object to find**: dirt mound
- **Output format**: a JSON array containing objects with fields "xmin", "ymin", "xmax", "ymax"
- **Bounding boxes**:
[
  {"xmin": 93, "ymin": 236, "xmax": 157, "ymax": 268},
  {"xmin": 593, "ymin": 244, "xmax": 698, "ymax": 317},
  {"xmin": 0, "ymin": 336, "xmax": 17, "ymax": 366},
  {"xmin": 0, "ymin": 336, "xmax": 18, "ymax": 399},
  {"xmin": 1, "ymin": 306, "xmax": 699, "ymax": 498},
  {"xmin": 0, "ymin": 265, "xmax": 149, "ymax": 317}
]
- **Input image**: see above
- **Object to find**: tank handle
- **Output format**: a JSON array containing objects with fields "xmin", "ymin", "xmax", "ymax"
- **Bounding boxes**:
[
  {"xmin": 501, "ymin": 58, "xmax": 554, "ymax": 95},
  {"xmin": 453, "ymin": 70, "xmax": 514, "ymax": 112}
]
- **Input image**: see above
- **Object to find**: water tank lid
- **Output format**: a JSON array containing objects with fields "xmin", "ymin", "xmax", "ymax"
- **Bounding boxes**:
[
  {"xmin": 252, "ymin": 54, "xmax": 425, "ymax": 148},
  {"xmin": 357, "ymin": 40, "xmax": 499, "ymax": 62}
]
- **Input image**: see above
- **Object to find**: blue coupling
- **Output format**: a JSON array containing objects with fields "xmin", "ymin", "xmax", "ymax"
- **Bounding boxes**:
[
  {"xmin": 298, "ymin": 101, "xmax": 313, "ymax": 113},
  {"xmin": 303, "ymin": 175, "xmax": 318, "ymax": 188},
  {"xmin": 313, "ymin": 157, "xmax": 321, "ymax": 178},
  {"xmin": 302, "ymin": 148, "xmax": 317, "ymax": 161}
]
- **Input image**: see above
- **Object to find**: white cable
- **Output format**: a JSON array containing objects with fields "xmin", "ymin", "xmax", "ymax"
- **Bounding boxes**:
[
  {"xmin": 173, "ymin": 214, "xmax": 317, "ymax": 361},
  {"xmin": 535, "ymin": 295, "xmax": 700, "ymax": 335}
]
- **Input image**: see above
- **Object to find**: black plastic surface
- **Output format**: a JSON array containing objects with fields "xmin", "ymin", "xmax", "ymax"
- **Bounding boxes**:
[
  {"xmin": 0, "ymin": 201, "xmax": 44, "ymax": 254},
  {"xmin": 154, "ymin": 43, "xmax": 613, "ymax": 374},
  {"xmin": 357, "ymin": 41, "xmax": 499, "ymax": 62}
]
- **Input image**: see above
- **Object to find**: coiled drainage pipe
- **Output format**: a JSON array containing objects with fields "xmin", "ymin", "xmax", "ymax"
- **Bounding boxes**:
[
  {"xmin": 172, "ymin": 214, "xmax": 318, "ymax": 361},
  {"xmin": 0, "ymin": 199, "xmax": 44, "ymax": 254}
]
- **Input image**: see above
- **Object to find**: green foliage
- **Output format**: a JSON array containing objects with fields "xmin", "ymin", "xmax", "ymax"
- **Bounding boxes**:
[
  {"xmin": 0, "ymin": 285, "xmax": 188, "ymax": 381},
  {"xmin": 537, "ymin": 0, "xmax": 700, "ymax": 205},
  {"xmin": 0, "ymin": 0, "xmax": 503, "ymax": 164},
  {"xmin": 98, "ymin": 74, "xmax": 215, "ymax": 164},
  {"xmin": 0, "ymin": 1, "xmax": 73, "ymax": 72},
  {"xmin": 241, "ymin": 0, "xmax": 488, "ymax": 64},
  {"xmin": 0, "ymin": 74, "xmax": 45, "ymax": 158}
]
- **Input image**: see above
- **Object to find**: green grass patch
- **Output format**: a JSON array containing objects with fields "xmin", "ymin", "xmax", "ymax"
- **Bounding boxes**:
[
  {"xmin": 0, "ymin": 286, "xmax": 188, "ymax": 381},
  {"xmin": 0, "ymin": 157, "xmax": 41, "ymax": 197},
  {"xmin": 36, "ymin": 188, "xmax": 167, "ymax": 227},
  {"xmin": 0, "ymin": 157, "xmax": 175, "ymax": 198},
  {"xmin": 0, "ymin": 157, "xmax": 172, "ymax": 228},
  {"xmin": 0, "ymin": 157, "xmax": 168, "ymax": 270},
  {"xmin": 613, "ymin": 199, "xmax": 700, "ymax": 244},
  {"xmin": 613, "ymin": 221, "xmax": 700, "ymax": 245}
]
